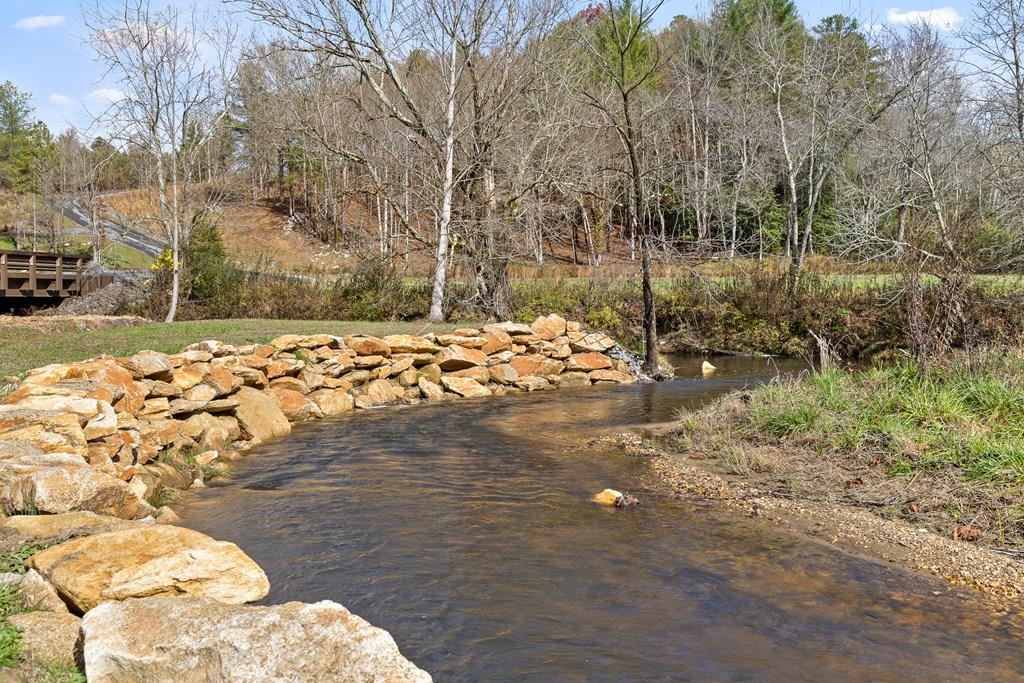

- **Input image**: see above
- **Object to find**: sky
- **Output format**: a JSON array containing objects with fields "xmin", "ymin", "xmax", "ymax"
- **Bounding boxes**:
[{"xmin": 1, "ymin": 0, "xmax": 974, "ymax": 136}]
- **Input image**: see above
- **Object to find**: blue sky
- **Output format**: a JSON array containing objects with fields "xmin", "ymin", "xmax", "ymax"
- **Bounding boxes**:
[{"xmin": 2, "ymin": 0, "xmax": 973, "ymax": 135}]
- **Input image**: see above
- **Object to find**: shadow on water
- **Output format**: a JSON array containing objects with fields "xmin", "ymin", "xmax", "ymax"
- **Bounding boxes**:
[{"xmin": 179, "ymin": 355, "xmax": 1024, "ymax": 682}]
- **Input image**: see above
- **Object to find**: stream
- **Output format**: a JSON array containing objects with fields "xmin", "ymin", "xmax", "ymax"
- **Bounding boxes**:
[{"xmin": 179, "ymin": 355, "xmax": 1024, "ymax": 682}]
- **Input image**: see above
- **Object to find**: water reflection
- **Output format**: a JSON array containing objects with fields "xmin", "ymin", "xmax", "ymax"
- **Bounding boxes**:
[{"xmin": 178, "ymin": 356, "xmax": 1024, "ymax": 682}]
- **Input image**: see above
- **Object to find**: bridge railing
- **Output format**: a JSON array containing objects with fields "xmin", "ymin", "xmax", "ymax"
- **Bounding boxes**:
[{"xmin": 0, "ymin": 250, "xmax": 95, "ymax": 298}]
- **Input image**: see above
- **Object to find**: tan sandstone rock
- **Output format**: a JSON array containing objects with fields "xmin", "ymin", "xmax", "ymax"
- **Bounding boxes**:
[
  {"xmin": 565, "ymin": 352, "xmax": 612, "ymax": 371},
  {"xmin": 0, "ymin": 569, "xmax": 68, "ymax": 613},
  {"xmin": 530, "ymin": 313, "xmax": 567, "ymax": 341},
  {"xmin": 440, "ymin": 376, "xmax": 491, "ymax": 398},
  {"xmin": 488, "ymin": 364, "xmax": 519, "ymax": 385},
  {"xmin": 232, "ymin": 386, "xmax": 291, "ymax": 444},
  {"xmin": 589, "ymin": 369, "xmax": 635, "ymax": 384},
  {"xmin": 30, "ymin": 525, "xmax": 270, "ymax": 613},
  {"xmin": 308, "ymin": 389, "xmax": 355, "ymax": 417},
  {"xmin": 509, "ymin": 354, "xmax": 564, "ymax": 378},
  {"xmin": 436, "ymin": 345, "xmax": 487, "ymax": 371},
  {"xmin": 9, "ymin": 611, "xmax": 81, "ymax": 668},
  {"xmin": 343, "ymin": 335, "xmax": 391, "ymax": 357},
  {"xmin": 382, "ymin": 335, "xmax": 438, "ymax": 354},
  {"xmin": 2, "ymin": 466, "xmax": 148, "ymax": 519},
  {"xmin": 269, "ymin": 387, "xmax": 323, "ymax": 422},
  {"xmin": 417, "ymin": 377, "xmax": 445, "ymax": 401},
  {"xmin": 81, "ymin": 596, "xmax": 431, "ymax": 683}
]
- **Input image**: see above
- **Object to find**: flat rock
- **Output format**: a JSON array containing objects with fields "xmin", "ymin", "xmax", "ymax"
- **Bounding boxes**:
[
  {"xmin": 509, "ymin": 354, "xmax": 564, "ymax": 378},
  {"xmin": 565, "ymin": 352, "xmax": 612, "ymax": 371},
  {"xmin": 383, "ymin": 335, "xmax": 438, "ymax": 354},
  {"xmin": 483, "ymin": 322, "xmax": 534, "ymax": 336},
  {"xmin": 29, "ymin": 525, "xmax": 269, "ymax": 613},
  {"xmin": 569, "ymin": 331, "xmax": 615, "ymax": 353},
  {"xmin": 440, "ymin": 376, "xmax": 491, "ymax": 398},
  {"xmin": 81, "ymin": 596, "xmax": 431, "ymax": 683},
  {"xmin": 0, "ymin": 511, "xmax": 139, "ymax": 551},
  {"xmin": 589, "ymin": 369, "xmax": 635, "ymax": 384}
]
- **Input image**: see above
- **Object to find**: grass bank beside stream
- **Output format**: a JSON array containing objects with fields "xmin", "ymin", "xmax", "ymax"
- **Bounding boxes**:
[
  {"xmin": 0, "ymin": 318, "xmax": 461, "ymax": 378},
  {"xmin": 661, "ymin": 351, "xmax": 1024, "ymax": 553}
]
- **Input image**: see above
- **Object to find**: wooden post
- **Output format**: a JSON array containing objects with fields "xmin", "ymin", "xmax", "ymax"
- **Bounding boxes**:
[
  {"xmin": 28, "ymin": 254, "xmax": 36, "ymax": 296},
  {"xmin": 56, "ymin": 254, "xmax": 64, "ymax": 295},
  {"xmin": 0, "ymin": 253, "xmax": 6, "ymax": 296}
]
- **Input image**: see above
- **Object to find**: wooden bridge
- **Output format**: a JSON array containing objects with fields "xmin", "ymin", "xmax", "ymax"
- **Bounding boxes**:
[{"xmin": 0, "ymin": 250, "xmax": 114, "ymax": 309}]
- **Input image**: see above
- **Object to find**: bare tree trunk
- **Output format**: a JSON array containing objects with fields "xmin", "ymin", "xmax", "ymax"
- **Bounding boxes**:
[{"xmin": 429, "ymin": 36, "xmax": 459, "ymax": 324}]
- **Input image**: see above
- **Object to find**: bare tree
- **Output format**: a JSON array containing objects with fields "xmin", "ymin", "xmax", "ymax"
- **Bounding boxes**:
[{"xmin": 87, "ymin": 0, "xmax": 237, "ymax": 321}]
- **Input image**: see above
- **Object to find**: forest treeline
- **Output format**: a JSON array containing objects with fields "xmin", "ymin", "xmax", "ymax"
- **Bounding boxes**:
[{"xmin": 3, "ymin": 0, "xmax": 1024, "ymax": 361}]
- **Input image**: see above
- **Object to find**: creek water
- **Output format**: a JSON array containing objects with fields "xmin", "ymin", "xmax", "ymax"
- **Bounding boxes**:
[{"xmin": 179, "ymin": 356, "xmax": 1024, "ymax": 682}]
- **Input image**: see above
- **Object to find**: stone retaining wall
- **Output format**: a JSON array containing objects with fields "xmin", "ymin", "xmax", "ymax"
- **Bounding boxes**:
[{"xmin": 0, "ymin": 315, "xmax": 638, "ymax": 680}]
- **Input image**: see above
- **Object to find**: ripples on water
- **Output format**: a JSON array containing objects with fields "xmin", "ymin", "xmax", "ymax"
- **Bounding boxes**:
[{"xmin": 179, "ymin": 356, "xmax": 1024, "ymax": 682}]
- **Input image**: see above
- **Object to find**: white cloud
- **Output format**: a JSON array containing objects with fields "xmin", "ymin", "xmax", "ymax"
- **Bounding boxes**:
[
  {"xmin": 886, "ymin": 7, "xmax": 963, "ymax": 30},
  {"xmin": 13, "ymin": 15, "xmax": 64, "ymax": 31},
  {"xmin": 89, "ymin": 88, "xmax": 125, "ymax": 104},
  {"xmin": 49, "ymin": 93, "xmax": 73, "ymax": 107}
]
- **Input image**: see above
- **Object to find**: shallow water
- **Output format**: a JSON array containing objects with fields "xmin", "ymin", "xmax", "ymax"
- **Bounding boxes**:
[{"xmin": 179, "ymin": 356, "xmax": 1024, "ymax": 682}]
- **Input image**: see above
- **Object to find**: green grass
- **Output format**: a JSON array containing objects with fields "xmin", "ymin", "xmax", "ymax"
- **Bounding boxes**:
[
  {"xmin": 99, "ymin": 243, "xmax": 154, "ymax": 270},
  {"xmin": 0, "ymin": 318, "xmax": 465, "ymax": 377},
  {"xmin": 740, "ymin": 354, "xmax": 1024, "ymax": 483},
  {"xmin": 0, "ymin": 583, "xmax": 23, "ymax": 668},
  {"xmin": 0, "ymin": 546, "xmax": 43, "ymax": 575}
]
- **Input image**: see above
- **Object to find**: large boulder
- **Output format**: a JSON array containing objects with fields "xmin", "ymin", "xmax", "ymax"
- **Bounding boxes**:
[
  {"xmin": 268, "ymin": 387, "xmax": 323, "ymax": 422},
  {"xmin": 81, "ymin": 596, "xmax": 431, "ymax": 683},
  {"xmin": 530, "ymin": 314, "xmax": 567, "ymax": 341},
  {"xmin": 308, "ymin": 388, "xmax": 354, "ymax": 417},
  {"xmin": 232, "ymin": 386, "xmax": 291, "ymax": 444},
  {"xmin": 29, "ymin": 525, "xmax": 269, "ymax": 613},
  {"xmin": 436, "ymin": 345, "xmax": 487, "ymax": 371},
  {"xmin": 2, "ymin": 466, "xmax": 149, "ymax": 519},
  {"xmin": 343, "ymin": 335, "xmax": 391, "ymax": 357},
  {"xmin": 123, "ymin": 351, "xmax": 173, "ymax": 380}
]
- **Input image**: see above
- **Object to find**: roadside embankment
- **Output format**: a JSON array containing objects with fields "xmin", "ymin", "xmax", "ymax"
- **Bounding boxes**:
[
  {"xmin": 629, "ymin": 351, "xmax": 1024, "ymax": 598},
  {"xmin": 0, "ymin": 314, "xmax": 640, "ymax": 680}
]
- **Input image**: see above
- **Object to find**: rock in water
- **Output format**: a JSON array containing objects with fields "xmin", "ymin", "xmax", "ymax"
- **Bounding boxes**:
[
  {"xmin": 593, "ymin": 488, "xmax": 623, "ymax": 506},
  {"xmin": 701, "ymin": 360, "xmax": 717, "ymax": 375},
  {"xmin": 81, "ymin": 596, "xmax": 432, "ymax": 682}
]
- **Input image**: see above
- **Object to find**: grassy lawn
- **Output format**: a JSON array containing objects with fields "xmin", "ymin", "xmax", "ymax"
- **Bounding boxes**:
[
  {"xmin": 0, "ymin": 318, "xmax": 464, "ymax": 378},
  {"xmin": 99, "ymin": 242, "xmax": 154, "ymax": 270}
]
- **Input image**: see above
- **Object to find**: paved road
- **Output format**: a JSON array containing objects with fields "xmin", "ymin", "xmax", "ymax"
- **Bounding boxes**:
[{"xmin": 59, "ymin": 198, "xmax": 167, "ymax": 259}]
